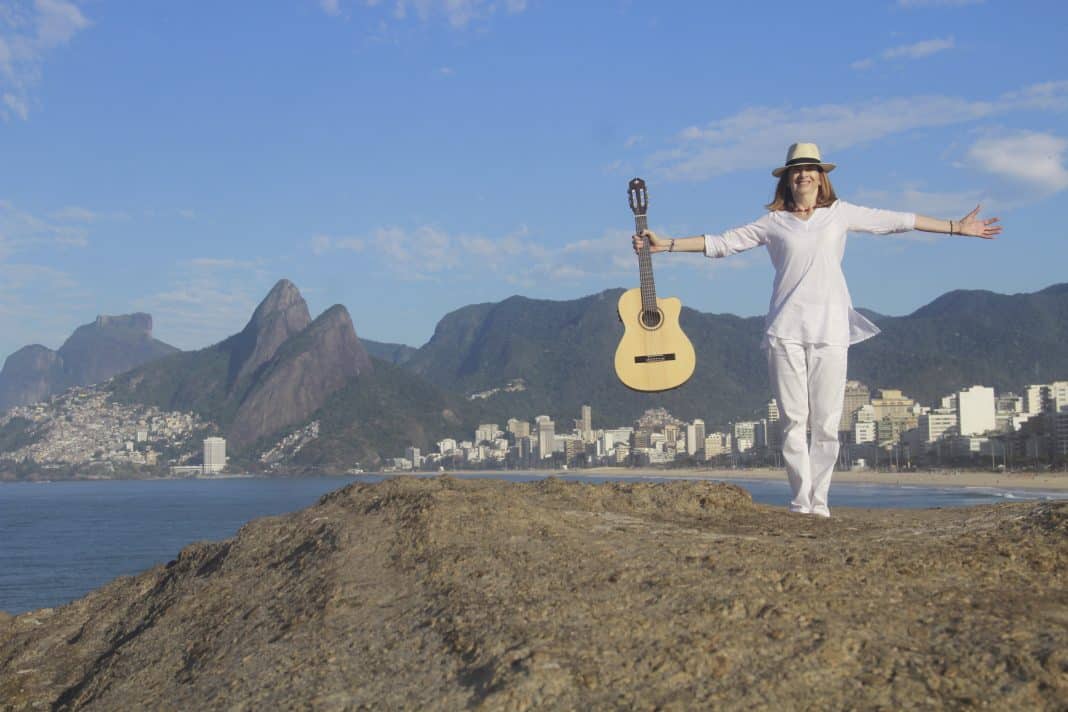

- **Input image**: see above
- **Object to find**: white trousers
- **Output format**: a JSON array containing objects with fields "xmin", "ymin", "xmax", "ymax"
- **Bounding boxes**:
[{"xmin": 767, "ymin": 339, "xmax": 848, "ymax": 516}]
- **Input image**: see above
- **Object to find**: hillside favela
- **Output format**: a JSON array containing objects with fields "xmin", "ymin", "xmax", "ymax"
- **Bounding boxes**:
[{"xmin": 2, "ymin": 280, "xmax": 1066, "ymax": 480}]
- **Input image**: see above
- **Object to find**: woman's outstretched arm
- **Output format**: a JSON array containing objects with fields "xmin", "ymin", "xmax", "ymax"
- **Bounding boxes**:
[
  {"xmin": 631, "ymin": 229, "xmax": 706, "ymax": 254},
  {"xmin": 914, "ymin": 205, "xmax": 1002, "ymax": 239}
]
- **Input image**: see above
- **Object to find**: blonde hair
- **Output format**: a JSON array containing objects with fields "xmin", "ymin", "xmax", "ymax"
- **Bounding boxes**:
[{"xmin": 765, "ymin": 168, "xmax": 838, "ymax": 212}]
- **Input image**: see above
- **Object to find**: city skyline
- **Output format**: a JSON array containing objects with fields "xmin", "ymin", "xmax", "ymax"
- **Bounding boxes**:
[{"xmin": 2, "ymin": 2, "xmax": 1067, "ymax": 361}]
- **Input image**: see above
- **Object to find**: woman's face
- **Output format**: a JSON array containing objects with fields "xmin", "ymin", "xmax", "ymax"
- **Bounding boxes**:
[{"xmin": 788, "ymin": 165, "xmax": 822, "ymax": 199}]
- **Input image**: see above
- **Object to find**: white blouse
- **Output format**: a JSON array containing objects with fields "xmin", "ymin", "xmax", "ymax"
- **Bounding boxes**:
[{"xmin": 703, "ymin": 200, "xmax": 916, "ymax": 348}]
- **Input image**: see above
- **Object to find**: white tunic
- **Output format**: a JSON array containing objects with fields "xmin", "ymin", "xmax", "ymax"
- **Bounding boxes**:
[{"xmin": 703, "ymin": 200, "xmax": 916, "ymax": 348}]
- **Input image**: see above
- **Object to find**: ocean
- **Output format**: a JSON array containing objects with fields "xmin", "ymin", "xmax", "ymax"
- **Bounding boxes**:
[{"xmin": 2, "ymin": 473, "xmax": 1065, "ymax": 615}]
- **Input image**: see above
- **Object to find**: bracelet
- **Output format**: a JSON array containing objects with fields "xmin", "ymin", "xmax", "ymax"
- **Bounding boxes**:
[
  {"xmin": 949, "ymin": 220, "xmax": 955, "ymax": 236},
  {"xmin": 669, "ymin": 239, "xmax": 676, "ymax": 253}
]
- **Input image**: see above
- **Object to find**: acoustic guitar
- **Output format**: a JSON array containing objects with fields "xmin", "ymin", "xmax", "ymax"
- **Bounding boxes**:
[{"xmin": 614, "ymin": 178, "xmax": 696, "ymax": 392}]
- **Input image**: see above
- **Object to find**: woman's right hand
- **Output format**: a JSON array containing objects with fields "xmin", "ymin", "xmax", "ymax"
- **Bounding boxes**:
[{"xmin": 632, "ymin": 229, "xmax": 669, "ymax": 254}]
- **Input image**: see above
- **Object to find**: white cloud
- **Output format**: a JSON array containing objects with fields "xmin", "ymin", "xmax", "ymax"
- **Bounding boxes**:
[
  {"xmin": 0, "ymin": 199, "xmax": 90, "ymax": 251},
  {"xmin": 136, "ymin": 259, "xmax": 275, "ymax": 350},
  {"xmin": 852, "ymin": 36, "xmax": 953, "ymax": 70},
  {"xmin": 884, "ymin": 36, "xmax": 954, "ymax": 60},
  {"xmin": 897, "ymin": 0, "xmax": 983, "ymax": 7},
  {"xmin": 649, "ymin": 81, "xmax": 1068, "ymax": 181},
  {"xmin": 967, "ymin": 131, "xmax": 1068, "ymax": 195},
  {"xmin": 309, "ymin": 233, "xmax": 366, "ymax": 255},
  {"xmin": 0, "ymin": 0, "xmax": 90, "ymax": 120},
  {"xmin": 333, "ymin": 0, "xmax": 527, "ymax": 29}
]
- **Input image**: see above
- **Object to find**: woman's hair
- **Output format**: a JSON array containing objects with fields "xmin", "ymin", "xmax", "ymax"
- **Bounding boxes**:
[{"xmin": 765, "ymin": 168, "xmax": 838, "ymax": 212}]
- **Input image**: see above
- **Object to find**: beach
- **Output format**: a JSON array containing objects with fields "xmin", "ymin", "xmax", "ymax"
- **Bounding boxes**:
[{"xmin": 440, "ymin": 466, "xmax": 1068, "ymax": 492}]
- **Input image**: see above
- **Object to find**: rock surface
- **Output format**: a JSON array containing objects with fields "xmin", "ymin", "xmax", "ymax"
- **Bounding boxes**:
[
  {"xmin": 225, "ymin": 279, "xmax": 312, "ymax": 390},
  {"xmin": 1, "ymin": 478, "xmax": 1065, "ymax": 710},
  {"xmin": 0, "ymin": 314, "xmax": 177, "ymax": 411},
  {"xmin": 228, "ymin": 305, "xmax": 372, "ymax": 449}
]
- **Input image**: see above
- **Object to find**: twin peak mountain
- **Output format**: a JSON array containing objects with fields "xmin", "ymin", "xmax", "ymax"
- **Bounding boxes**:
[{"xmin": 109, "ymin": 280, "xmax": 374, "ymax": 451}]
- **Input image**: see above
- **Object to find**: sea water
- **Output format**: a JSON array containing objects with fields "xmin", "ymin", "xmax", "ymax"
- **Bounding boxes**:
[{"xmin": 1, "ymin": 474, "xmax": 1064, "ymax": 614}]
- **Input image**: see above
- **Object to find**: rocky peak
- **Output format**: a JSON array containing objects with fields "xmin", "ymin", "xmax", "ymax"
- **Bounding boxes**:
[
  {"xmin": 227, "ymin": 304, "xmax": 371, "ymax": 449},
  {"xmin": 227, "ymin": 279, "xmax": 312, "ymax": 389},
  {"xmin": 92, "ymin": 313, "xmax": 153, "ymax": 334}
]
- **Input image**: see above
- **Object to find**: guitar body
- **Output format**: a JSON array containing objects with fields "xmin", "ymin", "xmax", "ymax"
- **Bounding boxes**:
[{"xmin": 615, "ymin": 288, "xmax": 696, "ymax": 392}]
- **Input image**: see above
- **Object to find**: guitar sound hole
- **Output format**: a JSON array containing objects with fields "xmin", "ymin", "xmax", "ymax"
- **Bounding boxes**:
[{"xmin": 641, "ymin": 309, "xmax": 662, "ymax": 329}]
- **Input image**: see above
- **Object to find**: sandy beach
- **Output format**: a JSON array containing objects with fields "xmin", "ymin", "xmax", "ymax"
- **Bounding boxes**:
[{"xmin": 434, "ymin": 466, "xmax": 1068, "ymax": 492}]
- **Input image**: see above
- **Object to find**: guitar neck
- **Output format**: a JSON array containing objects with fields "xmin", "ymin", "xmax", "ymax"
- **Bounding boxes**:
[{"xmin": 633, "ymin": 213, "xmax": 658, "ymax": 311}]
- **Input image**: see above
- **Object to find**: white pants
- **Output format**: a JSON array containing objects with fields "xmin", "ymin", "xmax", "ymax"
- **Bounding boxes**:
[{"xmin": 767, "ymin": 339, "xmax": 848, "ymax": 516}]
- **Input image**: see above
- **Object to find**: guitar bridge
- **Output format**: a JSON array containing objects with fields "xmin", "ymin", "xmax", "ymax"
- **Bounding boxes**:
[{"xmin": 634, "ymin": 353, "xmax": 677, "ymax": 363}]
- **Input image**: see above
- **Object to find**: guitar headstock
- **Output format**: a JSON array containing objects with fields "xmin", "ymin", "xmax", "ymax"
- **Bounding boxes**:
[{"xmin": 628, "ymin": 178, "xmax": 648, "ymax": 216}]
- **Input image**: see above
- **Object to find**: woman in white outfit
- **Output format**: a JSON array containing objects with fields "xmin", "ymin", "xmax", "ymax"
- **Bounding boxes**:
[{"xmin": 634, "ymin": 143, "xmax": 1001, "ymax": 517}]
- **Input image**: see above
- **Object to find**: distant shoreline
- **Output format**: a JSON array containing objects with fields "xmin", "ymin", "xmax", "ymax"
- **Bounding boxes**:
[{"xmin": 424, "ymin": 466, "xmax": 1068, "ymax": 492}]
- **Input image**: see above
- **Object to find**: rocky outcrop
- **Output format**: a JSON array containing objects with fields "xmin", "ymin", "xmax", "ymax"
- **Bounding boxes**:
[
  {"xmin": 225, "ymin": 279, "xmax": 311, "ymax": 390},
  {"xmin": 0, "ymin": 314, "xmax": 177, "ymax": 412},
  {"xmin": 1, "ymin": 478, "xmax": 1065, "ymax": 709},
  {"xmin": 228, "ymin": 305, "xmax": 372, "ymax": 449}
]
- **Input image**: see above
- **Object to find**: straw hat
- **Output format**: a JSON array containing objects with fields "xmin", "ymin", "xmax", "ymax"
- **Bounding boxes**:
[{"xmin": 772, "ymin": 142, "xmax": 837, "ymax": 177}]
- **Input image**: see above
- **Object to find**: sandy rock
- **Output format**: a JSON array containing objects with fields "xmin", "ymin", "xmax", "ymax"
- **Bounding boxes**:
[{"xmin": 0, "ymin": 478, "xmax": 1065, "ymax": 710}]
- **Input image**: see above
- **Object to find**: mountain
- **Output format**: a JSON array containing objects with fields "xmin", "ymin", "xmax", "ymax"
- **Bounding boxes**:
[
  {"xmin": 109, "ymin": 280, "xmax": 465, "ymax": 464},
  {"xmin": 0, "ymin": 314, "xmax": 178, "ymax": 412},
  {"xmin": 402, "ymin": 290, "xmax": 767, "ymax": 427},
  {"xmin": 400, "ymin": 283, "xmax": 1068, "ymax": 426},
  {"xmin": 361, "ymin": 338, "xmax": 418, "ymax": 366},
  {"xmin": 228, "ymin": 305, "xmax": 372, "ymax": 450},
  {"xmin": 849, "ymin": 283, "xmax": 1068, "ymax": 403}
]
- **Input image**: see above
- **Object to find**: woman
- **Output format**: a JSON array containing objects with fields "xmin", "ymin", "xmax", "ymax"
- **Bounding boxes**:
[{"xmin": 634, "ymin": 142, "xmax": 1001, "ymax": 517}]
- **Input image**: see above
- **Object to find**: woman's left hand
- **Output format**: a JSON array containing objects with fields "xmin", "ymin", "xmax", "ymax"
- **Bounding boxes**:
[{"xmin": 958, "ymin": 205, "xmax": 1002, "ymax": 239}]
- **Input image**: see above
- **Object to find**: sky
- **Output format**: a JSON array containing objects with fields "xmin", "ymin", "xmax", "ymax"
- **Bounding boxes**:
[{"xmin": 1, "ymin": 0, "xmax": 1067, "ymax": 360}]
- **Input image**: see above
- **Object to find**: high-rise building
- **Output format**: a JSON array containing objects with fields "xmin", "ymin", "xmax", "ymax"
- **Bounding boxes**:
[
  {"xmin": 733, "ymin": 421, "xmax": 756, "ymax": 453},
  {"xmin": 405, "ymin": 447, "xmax": 422, "ymax": 469},
  {"xmin": 839, "ymin": 381, "xmax": 870, "ymax": 432},
  {"xmin": 958, "ymin": 385, "xmax": 996, "ymax": 436},
  {"xmin": 918, "ymin": 410, "xmax": 957, "ymax": 442},
  {"xmin": 537, "ymin": 417, "xmax": 555, "ymax": 459},
  {"xmin": 686, "ymin": 419, "xmax": 706, "ymax": 456},
  {"xmin": 1052, "ymin": 381, "xmax": 1068, "ymax": 413},
  {"xmin": 507, "ymin": 419, "xmax": 531, "ymax": 439},
  {"xmin": 581, "ymin": 404, "xmax": 592, "ymax": 435},
  {"xmin": 475, "ymin": 424, "xmax": 500, "ymax": 444},
  {"xmin": 203, "ymin": 437, "xmax": 226, "ymax": 474}
]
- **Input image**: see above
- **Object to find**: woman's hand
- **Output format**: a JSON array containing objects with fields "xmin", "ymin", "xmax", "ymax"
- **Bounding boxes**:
[
  {"xmin": 632, "ymin": 229, "xmax": 670, "ymax": 254},
  {"xmin": 958, "ymin": 205, "xmax": 1002, "ymax": 239}
]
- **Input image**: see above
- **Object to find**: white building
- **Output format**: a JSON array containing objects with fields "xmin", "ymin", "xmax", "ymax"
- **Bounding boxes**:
[
  {"xmin": 686, "ymin": 419, "xmax": 706, "ymax": 456},
  {"xmin": 203, "ymin": 437, "xmax": 226, "ymax": 474},
  {"xmin": 958, "ymin": 385, "xmax": 996, "ymax": 436},
  {"xmin": 437, "ymin": 438, "xmax": 457, "ymax": 455},
  {"xmin": 405, "ymin": 447, "xmax": 422, "ymax": 469},
  {"xmin": 475, "ymin": 424, "xmax": 500, "ymax": 444},
  {"xmin": 919, "ymin": 409, "xmax": 958, "ymax": 443},
  {"xmin": 536, "ymin": 416, "xmax": 555, "ymax": 459}
]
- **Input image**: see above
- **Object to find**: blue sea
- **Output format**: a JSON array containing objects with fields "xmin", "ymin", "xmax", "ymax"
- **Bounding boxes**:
[{"xmin": 2, "ymin": 473, "xmax": 1065, "ymax": 615}]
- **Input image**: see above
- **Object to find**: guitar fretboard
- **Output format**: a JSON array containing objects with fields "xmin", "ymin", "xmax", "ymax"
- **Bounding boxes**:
[{"xmin": 633, "ymin": 212, "xmax": 658, "ymax": 315}]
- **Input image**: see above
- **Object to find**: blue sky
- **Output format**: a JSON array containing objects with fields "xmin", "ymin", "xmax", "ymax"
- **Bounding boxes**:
[{"xmin": 1, "ymin": 0, "xmax": 1066, "ymax": 359}]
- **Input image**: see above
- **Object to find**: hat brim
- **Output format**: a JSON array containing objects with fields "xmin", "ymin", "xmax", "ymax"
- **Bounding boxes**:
[{"xmin": 773, "ymin": 162, "xmax": 836, "ymax": 177}]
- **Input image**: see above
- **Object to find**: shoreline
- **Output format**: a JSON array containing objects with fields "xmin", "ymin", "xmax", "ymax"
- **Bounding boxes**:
[{"xmin": 426, "ymin": 466, "xmax": 1068, "ymax": 492}]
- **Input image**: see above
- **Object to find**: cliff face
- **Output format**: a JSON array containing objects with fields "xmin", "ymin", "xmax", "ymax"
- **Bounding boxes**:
[
  {"xmin": 225, "ymin": 279, "xmax": 312, "ymax": 390},
  {"xmin": 0, "ymin": 479, "xmax": 1065, "ymax": 709},
  {"xmin": 0, "ymin": 314, "xmax": 178, "ymax": 412},
  {"xmin": 0, "ymin": 346, "xmax": 63, "ymax": 410},
  {"xmin": 228, "ymin": 305, "xmax": 372, "ymax": 449}
]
